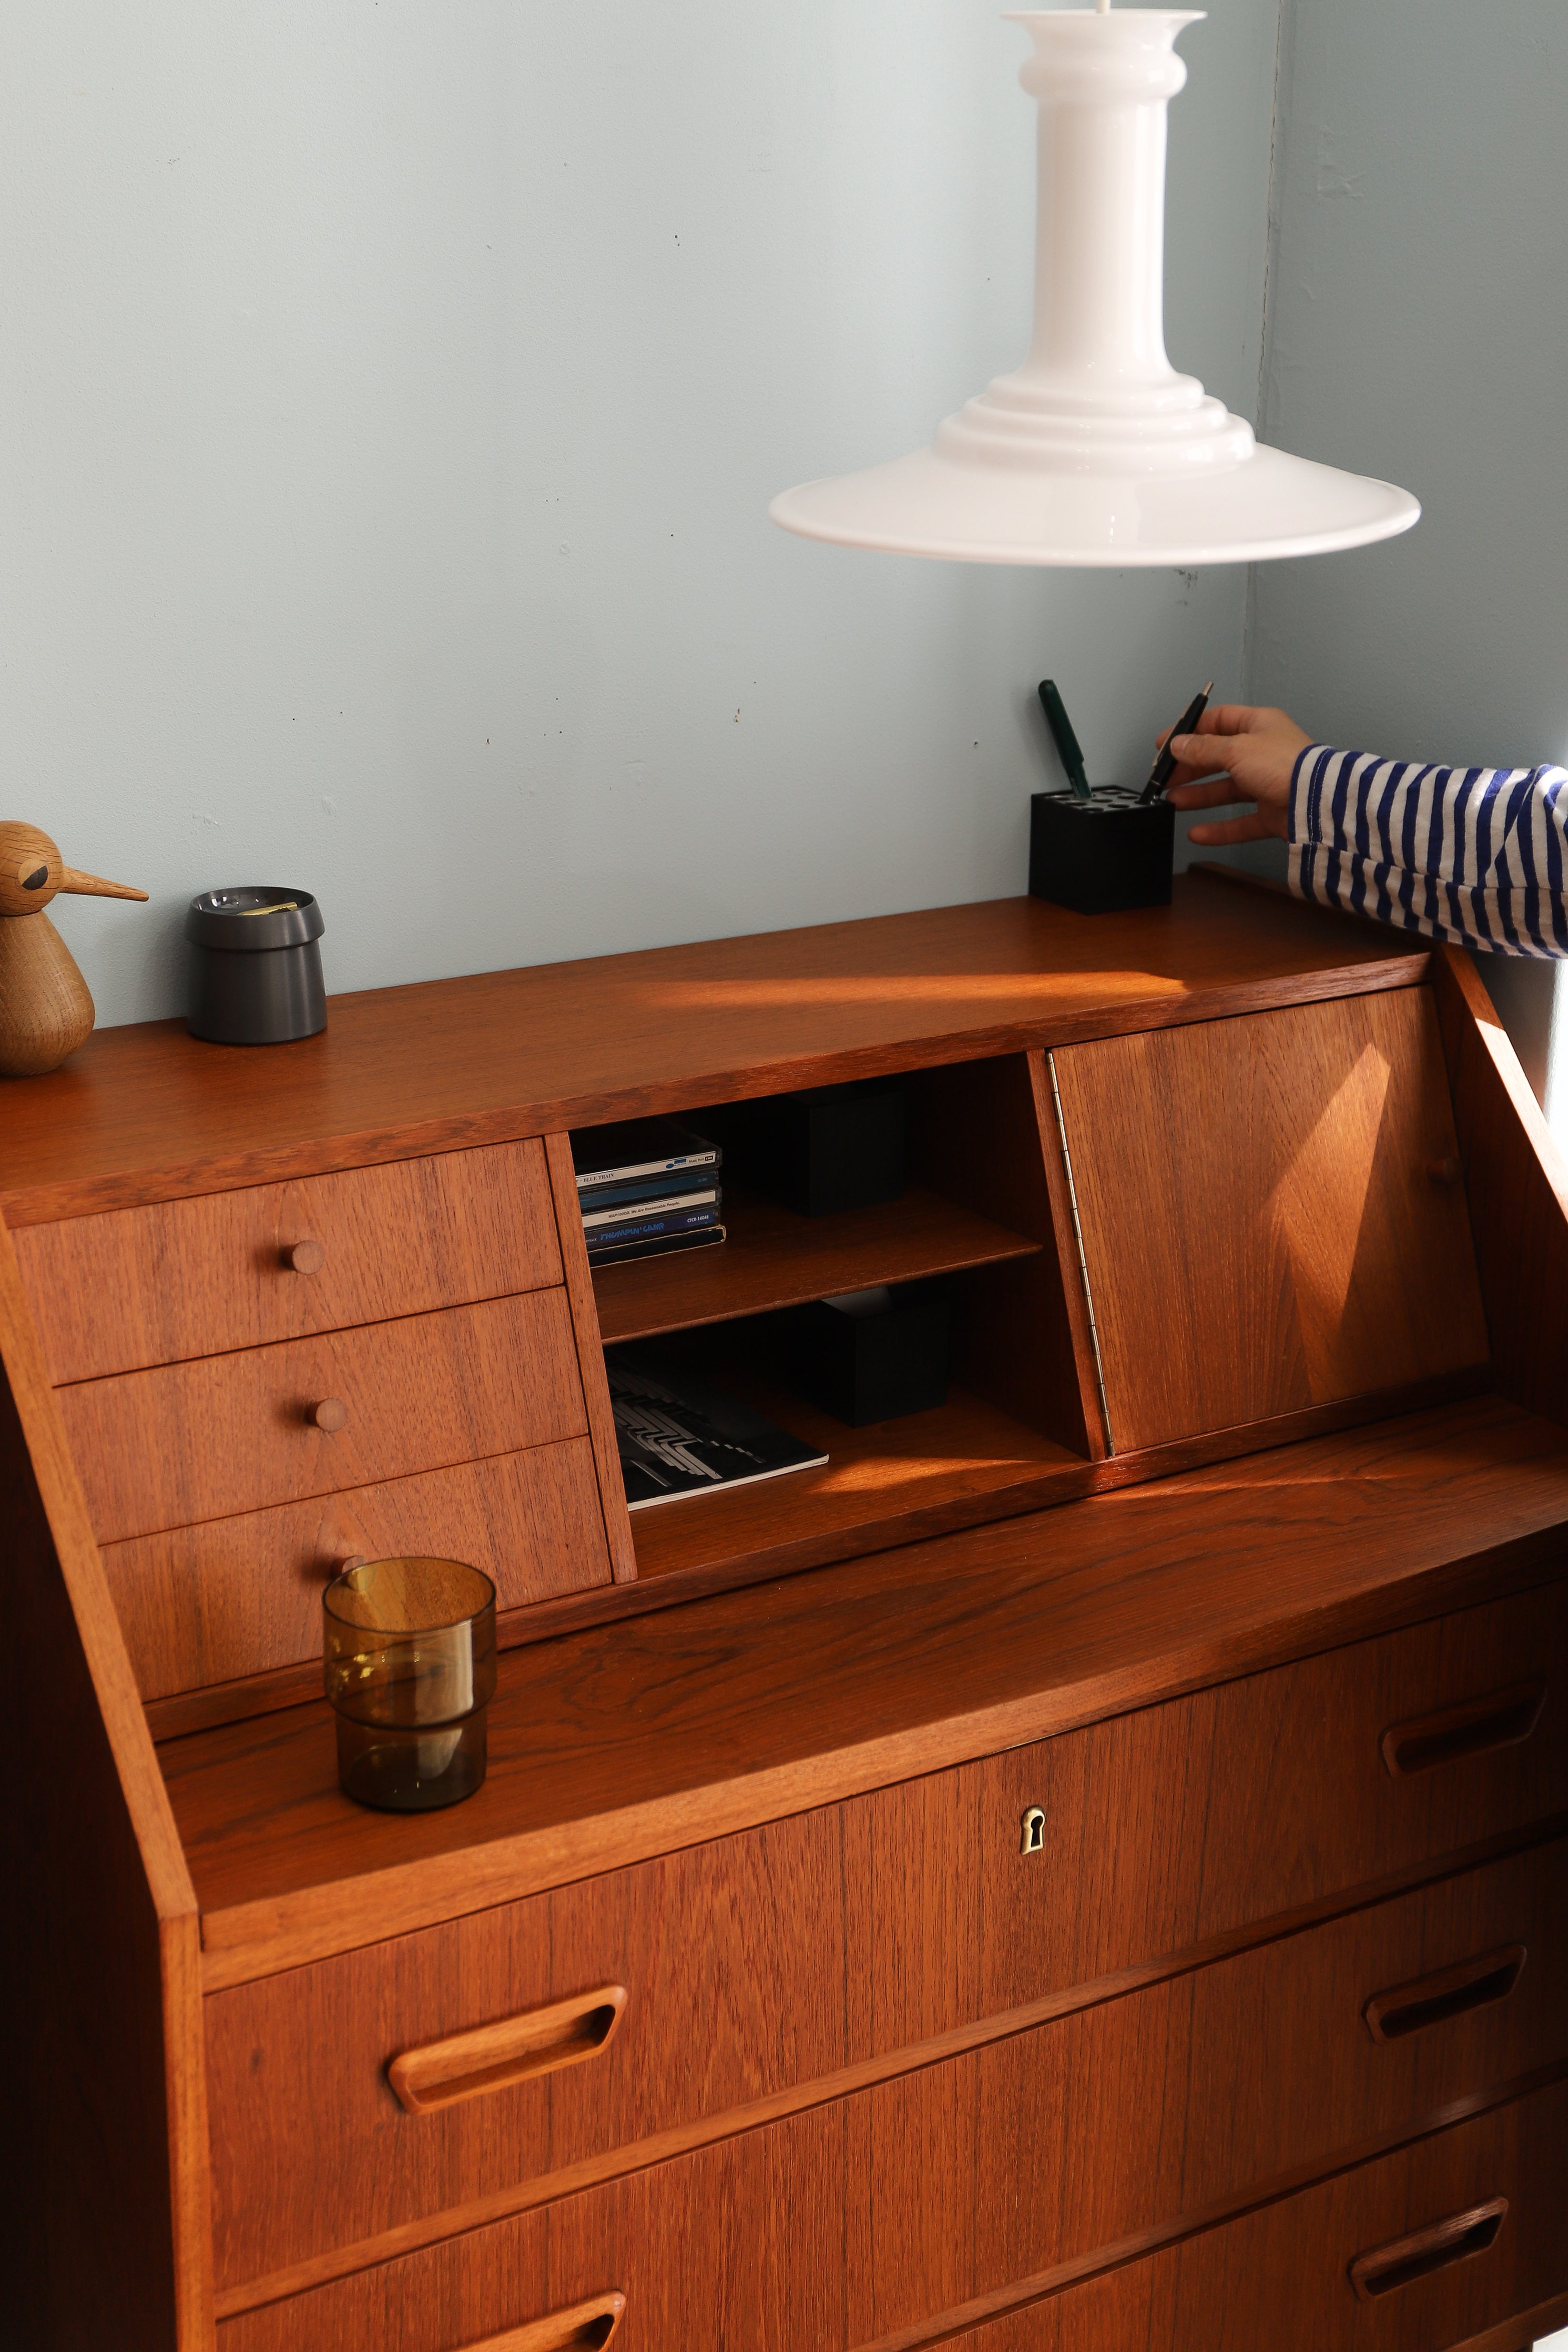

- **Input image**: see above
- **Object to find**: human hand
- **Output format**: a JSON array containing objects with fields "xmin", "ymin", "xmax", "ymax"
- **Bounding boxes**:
[{"xmin": 1159, "ymin": 704, "xmax": 1311, "ymax": 845}]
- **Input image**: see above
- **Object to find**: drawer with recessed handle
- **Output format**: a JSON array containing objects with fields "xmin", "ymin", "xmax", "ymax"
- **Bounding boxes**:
[
  {"xmin": 208, "ymin": 1571, "xmax": 1568, "ymax": 2305},
  {"xmin": 60, "ymin": 1288, "xmax": 587, "ymax": 1543},
  {"xmin": 13, "ymin": 1139, "xmax": 563, "ymax": 1384},
  {"xmin": 936, "ymin": 2077, "xmax": 1568, "ymax": 2351},
  {"xmin": 211, "ymin": 1847, "xmax": 1568, "ymax": 2345}
]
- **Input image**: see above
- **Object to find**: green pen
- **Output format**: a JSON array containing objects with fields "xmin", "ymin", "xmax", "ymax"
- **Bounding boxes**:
[{"xmin": 1037, "ymin": 680, "xmax": 1093, "ymax": 802}]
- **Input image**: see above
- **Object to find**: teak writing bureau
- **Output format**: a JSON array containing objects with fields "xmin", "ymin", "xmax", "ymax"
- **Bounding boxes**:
[{"xmin": 4, "ymin": 875, "xmax": 1568, "ymax": 2352}]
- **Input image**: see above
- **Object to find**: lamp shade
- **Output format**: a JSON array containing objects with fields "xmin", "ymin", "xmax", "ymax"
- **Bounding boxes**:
[{"xmin": 770, "ymin": 8, "xmax": 1419, "ymax": 568}]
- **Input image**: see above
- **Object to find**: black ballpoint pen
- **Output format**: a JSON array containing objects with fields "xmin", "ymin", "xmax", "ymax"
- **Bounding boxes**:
[
  {"xmin": 1038, "ymin": 680, "xmax": 1094, "ymax": 802},
  {"xmin": 1140, "ymin": 680, "xmax": 1213, "ymax": 804}
]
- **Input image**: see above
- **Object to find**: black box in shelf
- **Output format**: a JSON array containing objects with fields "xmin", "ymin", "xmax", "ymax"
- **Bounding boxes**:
[
  {"xmin": 1029, "ymin": 788, "xmax": 1175, "ymax": 915},
  {"xmin": 734, "ymin": 1079, "xmax": 904, "ymax": 1219},
  {"xmin": 788, "ymin": 1281, "xmax": 948, "ymax": 1427}
]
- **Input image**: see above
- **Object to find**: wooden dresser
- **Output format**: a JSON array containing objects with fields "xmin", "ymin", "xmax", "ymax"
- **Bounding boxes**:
[{"xmin": 5, "ymin": 876, "xmax": 1567, "ymax": 2352}]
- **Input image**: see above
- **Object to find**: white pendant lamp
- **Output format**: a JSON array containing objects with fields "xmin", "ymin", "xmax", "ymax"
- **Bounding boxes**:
[{"xmin": 770, "ymin": 5, "xmax": 1419, "ymax": 568}]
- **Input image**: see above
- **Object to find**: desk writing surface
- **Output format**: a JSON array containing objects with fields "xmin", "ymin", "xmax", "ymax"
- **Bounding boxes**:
[
  {"xmin": 161, "ymin": 1397, "xmax": 1568, "ymax": 1980},
  {"xmin": 0, "ymin": 881, "xmax": 1422, "ymax": 1222}
]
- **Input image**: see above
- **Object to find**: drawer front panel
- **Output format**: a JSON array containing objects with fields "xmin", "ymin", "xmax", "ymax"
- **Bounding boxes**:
[
  {"xmin": 14, "ymin": 1140, "xmax": 563, "ymax": 1384},
  {"xmin": 216, "ymin": 2034, "xmax": 1568, "ymax": 2350},
  {"xmin": 64, "ymin": 1290, "xmax": 587, "ymax": 1543},
  {"xmin": 942, "ymin": 2079, "xmax": 1568, "ymax": 2351},
  {"xmin": 969, "ymin": 1574, "xmax": 1568, "ymax": 2015},
  {"xmin": 208, "ymin": 1813, "xmax": 1568, "ymax": 2298},
  {"xmin": 106, "ymin": 1437, "xmax": 613, "ymax": 1700}
]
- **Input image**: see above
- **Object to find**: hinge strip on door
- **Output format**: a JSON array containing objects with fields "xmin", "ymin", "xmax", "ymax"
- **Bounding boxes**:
[{"xmin": 1046, "ymin": 1050, "xmax": 1115, "ymax": 1457}]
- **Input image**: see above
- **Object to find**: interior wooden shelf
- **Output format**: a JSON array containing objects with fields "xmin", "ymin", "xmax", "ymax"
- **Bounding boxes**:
[
  {"xmin": 629, "ymin": 1376, "xmax": 1082, "ymax": 1586},
  {"xmin": 590, "ymin": 1184, "xmax": 1041, "ymax": 1346}
]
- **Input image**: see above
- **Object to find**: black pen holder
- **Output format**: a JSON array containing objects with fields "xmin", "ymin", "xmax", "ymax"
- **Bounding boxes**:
[
  {"xmin": 1029, "ymin": 789, "xmax": 1175, "ymax": 916},
  {"xmin": 186, "ymin": 888, "xmax": 327, "ymax": 1045}
]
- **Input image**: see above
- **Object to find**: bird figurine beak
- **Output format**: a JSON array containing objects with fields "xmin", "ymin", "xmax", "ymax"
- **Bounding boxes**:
[{"xmin": 56, "ymin": 868, "xmax": 149, "ymax": 903}]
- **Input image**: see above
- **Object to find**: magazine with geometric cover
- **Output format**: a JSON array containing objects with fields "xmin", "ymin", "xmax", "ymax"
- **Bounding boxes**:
[{"xmin": 607, "ymin": 1348, "xmax": 828, "ymax": 1509}]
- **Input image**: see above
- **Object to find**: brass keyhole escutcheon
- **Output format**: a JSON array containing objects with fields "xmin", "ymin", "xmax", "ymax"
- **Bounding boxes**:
[{"xmin": 1020, "ymin": 1806, "xmax": 1046, "ymax": 1856}]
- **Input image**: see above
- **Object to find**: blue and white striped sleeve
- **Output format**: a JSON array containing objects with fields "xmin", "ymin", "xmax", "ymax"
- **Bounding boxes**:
[{"xmin": 1288, "ymin": 745, "xmax": 1568, "ymax": 958}]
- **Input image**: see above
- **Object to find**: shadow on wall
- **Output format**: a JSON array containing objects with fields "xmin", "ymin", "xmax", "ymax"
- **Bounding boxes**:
[{"xmin": 1470, "ymin": 955, "xmax": 1557, "ymax": 1118}]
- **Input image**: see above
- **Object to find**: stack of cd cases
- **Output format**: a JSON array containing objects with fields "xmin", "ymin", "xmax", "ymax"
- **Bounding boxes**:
[{"xmin": 571, "ymin": 1118, "xmax": 726, "ymax": 1268}]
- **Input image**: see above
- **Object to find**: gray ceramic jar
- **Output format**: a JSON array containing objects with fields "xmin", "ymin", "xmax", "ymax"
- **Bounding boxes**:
[{"xmin": 185, "ymin": 887, "xmax": 326, "ymax": 1044}]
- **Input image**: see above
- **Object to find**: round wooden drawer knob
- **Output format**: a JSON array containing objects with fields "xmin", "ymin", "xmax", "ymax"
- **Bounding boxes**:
[
  {"xmin": 288, "ymin": 1239, "xmax": 325, "ymax": 1275},
  {"xmin": 1427, "ymin": 1157, "xmax": 1464, "ymax": 1187},
  {"xmin": 311, "ymin": 1397, "xmax": 348, "ymax": 1434}
]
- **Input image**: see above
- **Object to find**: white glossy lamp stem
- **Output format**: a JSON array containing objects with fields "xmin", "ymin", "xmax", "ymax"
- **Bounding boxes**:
[
  {"xmin": 1030, "ymin": 34, "xmax": 1173, "ymax": 388},
  {"xmin": 769, "ymin": 8, "xmax": 1420, "ymax": 568}
]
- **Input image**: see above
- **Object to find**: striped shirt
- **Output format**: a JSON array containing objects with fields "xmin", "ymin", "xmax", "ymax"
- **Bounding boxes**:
[{"xmin": 1289, "ymin": 745, "xmax": 1568, "ymax": 958}]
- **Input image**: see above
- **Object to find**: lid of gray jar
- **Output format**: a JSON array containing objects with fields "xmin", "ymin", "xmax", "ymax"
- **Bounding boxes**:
[{"xmin": 186, "ymin": 888, "xmax": 325, "ymax": 951}]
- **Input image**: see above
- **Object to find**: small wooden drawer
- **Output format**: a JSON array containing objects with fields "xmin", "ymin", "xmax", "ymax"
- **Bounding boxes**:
[
  {"xmin": 62, "ymin": 1290, "xmax": 587, "ymax": 1544},
  {"xmin": 104, "ymin": 1436, "xmax": 614, "ymax": 1700},
  {"xmin": 12, "ymin": 1140, "xmax": 562, "ymax": 1384},
  {"xmin": 215, "ymin": 1913, "xmax": 1568, "ymax": 2347},
  {"xmin": 942, "ymin": 2078, "xmax": 1568, "ymax": 2350}
]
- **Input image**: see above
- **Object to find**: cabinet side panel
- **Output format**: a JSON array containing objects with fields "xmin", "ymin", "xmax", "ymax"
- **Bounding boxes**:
[
  {"xmin": 906, "ymin": 1052, "xmax": 1095, "ymax": 1457},
  {"xmin": 1435, "ymin": 945, "xmax": 1568, "ymax": 1430},
  {"xmin": 1, "ymin": 1220, "xmax": 212, "ymax": 2348},
  {"xmin": 1, "ymin": 1352, "xmax": 198, "ymax": 2346},
  {"xmin": 544, "ymin": 1132, "xmax": 637, "ymax": 1583}
]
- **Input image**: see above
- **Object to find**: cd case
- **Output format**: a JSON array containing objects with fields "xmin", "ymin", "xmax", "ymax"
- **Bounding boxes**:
[{"xmin": 608, "ymin": 1349, "xmax": 827, "ymax": 1510}]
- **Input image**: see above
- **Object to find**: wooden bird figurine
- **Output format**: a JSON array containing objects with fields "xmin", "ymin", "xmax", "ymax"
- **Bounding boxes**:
[{"xmin": 0, "ymin": 823, "xmax": 148, "ymax": 1078}]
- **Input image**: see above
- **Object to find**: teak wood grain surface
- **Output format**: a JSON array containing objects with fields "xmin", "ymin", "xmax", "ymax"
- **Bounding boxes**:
[
  {"xmin": 203, "ymin": 1802, "xmax": 1568, "ymax": 2305},
  {"xmin": 12, "ymin": 1139, "xmax": 562, "ymax": 1384},
  {"xmin": 9, "ymin": 888, "xmax": 1568, "ymax": 2352},
  {"xmin": 905, "ymin": 1052, "xmax": 1099, "ymax": 1456},
  {"xmin": 0, "ymin": 882, "xmax": 1426, "ymax": 1225},
  {"xmin": 197, "ymin": 1568, "xmax": 1568, "ymax": 2097},
  {"xmin": 590, "ymin": 1183, "xmax": 1038, "ymax": 1345},
  {"xmin": 103, "ymin": 1436, "xmax": 613, "ymax": 1699},
  {"xmin": 626, "ymin": 1377, "xmax": 1081, "ymax": 1587},
  {"xmin": 930, "ymin": 2080, "xmax": 1568, "ymax": 2352},
  {"xmin": 211, "ymin": 2062, "xmax": 1568, "ymax": 2352},
  {"xmin": 60, "ymin": 1287, "xmax": 587, "ymax": 1543},
  {"xmin": 1054, "ymin": 986, "xmax": 1490, "ymax": 1453},
  {"xmin": 543, "ymin": 1134, "xmax": 638, "ymax": 1587},
  {"xmin": 0, "ymin": 1223, "xmax": 215, "ymax": 2348},
  {"xmin": 158, "ymin": 1399, "xmax": 1568, "ymax": 1984}
]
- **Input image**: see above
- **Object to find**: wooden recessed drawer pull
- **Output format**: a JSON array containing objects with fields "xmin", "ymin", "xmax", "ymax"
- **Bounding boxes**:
[
  {"xmin": 459, "ymin": 2293, "xmax": 627, "ymax": 2352},
  {"xmin": 1348, "ymin": 2197, "xmax": 1507, "ymax": 2301},
  {"xmin": 287, "ymin": 1238, "xmax": 325, "ymax": 1274},
  {"xmin": 1363, "ymin": 1943, "xmax": 1526, "ymax": 2044},
  {"xmin": 309, "ymin": 1397, "xmax": 348, "ymax": 1433},
  {"xmin": 388, "ymin": 1984, "xmax": 627, "ymax": 2116},
  {"xmin": 1381, "ymin": 1680, "xmax": 1547, "ymax": 1776}
]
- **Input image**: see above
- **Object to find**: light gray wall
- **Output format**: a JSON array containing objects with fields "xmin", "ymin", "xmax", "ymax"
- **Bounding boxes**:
[
  {"xmin": 1246, "ymin": 0, "xmax": 1568, "ymax": 1112},
  {"xmin": 1, "ymin": 1, "xmax": 1280, "ymax": 1028}
]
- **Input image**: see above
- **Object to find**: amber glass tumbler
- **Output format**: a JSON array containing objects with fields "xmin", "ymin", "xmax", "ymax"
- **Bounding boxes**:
[{"xmin": 323, "ymin": 1557, "xmax": 497, "ymax": 1812}]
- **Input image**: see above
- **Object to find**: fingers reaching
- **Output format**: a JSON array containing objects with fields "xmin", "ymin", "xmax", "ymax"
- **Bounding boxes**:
[{"xmin": 1185, "ymin": 810, "xmax": 1284, "ymax": 847}]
